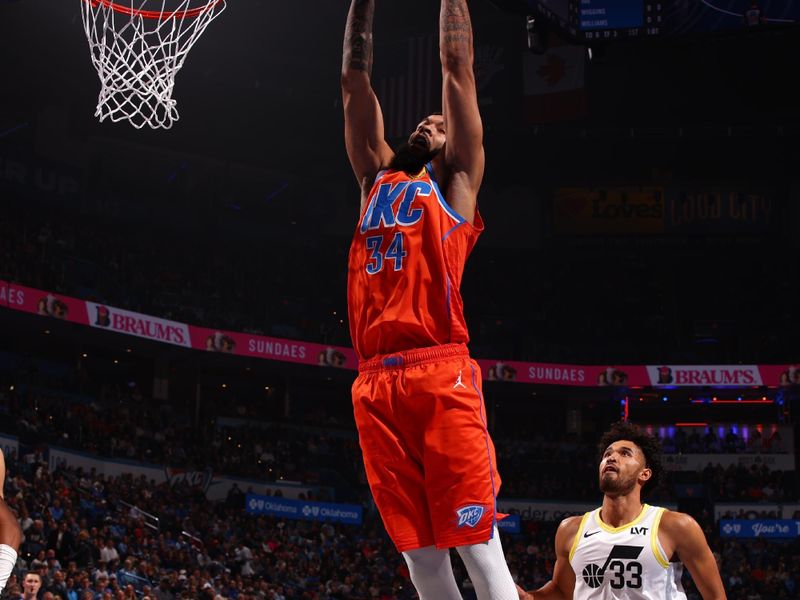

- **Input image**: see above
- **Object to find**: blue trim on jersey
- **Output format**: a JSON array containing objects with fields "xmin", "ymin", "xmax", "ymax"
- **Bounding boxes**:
[
  {"xmin": 442, "ymin": 222, "xmax": 466, "ymax": 241},
  {"xmin": 425, "ymin": 161, "xmax": 439, "ymax": 183},
  {"xmin": 445, "ymin": 275, "xmax": 452, "ymax": 324},
  {"xmin": 469, "ymin": 363, "xmax": 498, "ymax": 539},
  {"xmin": 426, "ymin": 162, "xmax": 466, "ymax": 225}
]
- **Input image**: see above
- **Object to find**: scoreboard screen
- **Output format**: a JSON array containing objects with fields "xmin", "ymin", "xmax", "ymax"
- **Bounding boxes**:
[
  {"xmin": 533, "ymin": 0, "xmax": 662, "ymax": 41},
  {"xmin": 576, "ymin": 0, "xmax": 663, "ymax": 40},
  {"xmin": 577, "ymin": 0, "xmax": 644, "ymax": 31},
  {"xmin": 528, "ymin": 0, "xmax": 799, "ymax": 42}
]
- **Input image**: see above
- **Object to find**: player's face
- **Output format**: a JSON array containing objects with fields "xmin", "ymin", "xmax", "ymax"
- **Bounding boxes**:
[
  {"xmin": 599, "ymin": 440, "xmax": 650, "ymax": 497},
  {"xmin": 408, "ymin": 115, "xmax": 446, "ymax": 155},
  {"xmin": 24, "ymin": 574, "xmax": 42, "ymax": 596}
]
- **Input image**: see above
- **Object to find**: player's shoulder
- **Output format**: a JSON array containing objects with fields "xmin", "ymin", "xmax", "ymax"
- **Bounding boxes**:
[
  {"xmin": 554, "ymin": 513, "xmax": 587, "ymax": 554},
  {"xmin": 559, "ymin": 514, "xmax": 585, "ymax": 532},
  {"xmin": 657, "ymin": 509, "xmax": 702, "ymax": 536}
]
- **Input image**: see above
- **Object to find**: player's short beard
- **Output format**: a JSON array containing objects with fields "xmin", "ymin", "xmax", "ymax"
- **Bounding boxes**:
[
  {"xmin": 389, "ymin": 141, "xmax": 438, "ymax": 175},
  {"xmin": 599, "ymin": 472, "xmax": 637, "ymax": 497}
]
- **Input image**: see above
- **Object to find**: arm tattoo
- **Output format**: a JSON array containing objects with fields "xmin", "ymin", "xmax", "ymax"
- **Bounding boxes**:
[
  {"xmin": 441, "ymin": 0, "xmax": 473, "ymax": 60},
  {"xmin": 343, "ymin": 0, "xmax": 375, "ymax": 75}
]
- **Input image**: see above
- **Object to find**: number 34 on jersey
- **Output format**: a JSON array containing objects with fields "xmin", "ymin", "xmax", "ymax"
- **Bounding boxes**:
[{"xmin": 359, "ymin": 180, "xmax": 433, "ymax": 275}]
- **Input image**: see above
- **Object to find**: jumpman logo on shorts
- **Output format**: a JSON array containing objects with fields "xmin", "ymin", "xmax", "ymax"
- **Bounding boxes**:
[{"xmin": 454, "ymin": 370, "xmax": 467, "ymax": 389}]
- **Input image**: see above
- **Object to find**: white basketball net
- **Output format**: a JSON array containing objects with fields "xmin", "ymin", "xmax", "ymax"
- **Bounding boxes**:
[{"xmin": 79, "ymin": 0, "xmax": 226, "ymax": 129}]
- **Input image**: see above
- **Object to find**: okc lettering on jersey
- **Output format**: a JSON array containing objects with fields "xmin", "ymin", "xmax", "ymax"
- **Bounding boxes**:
[{"xmin": 360, "ymin": 180, "xmax": 431, "ymax": 234}]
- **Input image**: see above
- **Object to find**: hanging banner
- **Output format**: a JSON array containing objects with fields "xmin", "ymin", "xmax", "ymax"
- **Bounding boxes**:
[
  {"xmin": 1, "ymin": 282, "xmax": 89, "ymax": 324},
  {"xmin": 1, "ymin": 280, "xmax": 795, "ymax": 387},
  {"xmin": 87, "ymin": 301, "xmax": 191, "ymax": 347}
]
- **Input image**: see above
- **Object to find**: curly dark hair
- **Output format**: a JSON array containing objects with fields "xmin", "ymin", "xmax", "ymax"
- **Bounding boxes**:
[{"xmin": 597, "ymin": 421, "xmax": 664, "ymax": 498}]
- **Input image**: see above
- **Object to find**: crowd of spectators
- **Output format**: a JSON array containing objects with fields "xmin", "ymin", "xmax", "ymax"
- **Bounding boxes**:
[
  {"xmin": 0, "ymin": 382, "xmax": 359, "ymax": 494},
  {"xmin": 657, "ymin": 425, "xmax": 789, "ymax": 455},
  {"xmin": 2, "ymin": 450, "xmax": 411, "ymax": 600},
  {"xmin": 0, "ymin": 359, "xmax": 797, "ymax": 598},
  {"xmin": 679, "ymin": 462, "xmax": 797, "ymax": 503},
  {"xmin": 0, "ymin": 326, "xmax": 798, "ymax": 598},
  {"xmin": 0, "ymin": 440, "xmax": 797, "ymax": 600},
  {"xmin": 1, "ymin": 351, "xmax": 797, "ymax": 508}
]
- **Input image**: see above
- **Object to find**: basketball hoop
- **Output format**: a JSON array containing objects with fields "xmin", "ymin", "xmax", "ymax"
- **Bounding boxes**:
[{"xmin": 79, "ymin": 0, "xmax": 226, "ymax": 129}]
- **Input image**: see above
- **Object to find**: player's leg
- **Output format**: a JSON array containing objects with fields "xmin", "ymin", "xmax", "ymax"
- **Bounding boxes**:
[
  {"xmin": 455, "ymin": 526, "xmax": 518, "ymax": 600},
  {"xmin": 351, "ymin": 367, "xmax": 436, "ymax": 551},
  {"xmin": 401, "ymin": 546, "xmax": 462, "ymax": 600},
  {"xmin": 407, "ymin": 353, "xmax": 517, "ymax": 599}
]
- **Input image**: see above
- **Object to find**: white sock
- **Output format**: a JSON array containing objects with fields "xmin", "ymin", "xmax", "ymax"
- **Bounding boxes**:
[
  {"xmin": 0, "ymin": 544, "xmax": 17, "ymax": 592},
  {"xmin": 402, "ymin": 545, "xmax": 463, "ymax": 600},
  {"xmin": 455, "ymin": 526, "xmax": 518, "ymax": 600}
]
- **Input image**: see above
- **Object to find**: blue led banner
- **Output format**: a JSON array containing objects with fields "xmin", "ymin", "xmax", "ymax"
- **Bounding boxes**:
[
  {"xmin": 246, "ymin": 494, "xmax": 363, "ymax": 525},
  {"xmin": 498, "ymin": 514, "xmax": 522, "ymax": 534},
  {"xmin": 720, "ymin": 519, "xmax": 800, "ymax": 539}
]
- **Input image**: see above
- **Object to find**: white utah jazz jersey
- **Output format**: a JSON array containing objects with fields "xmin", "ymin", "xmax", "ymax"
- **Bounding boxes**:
[{"xmin": 569, "ymin": 504, "xmax": 686, "ymax": 600}]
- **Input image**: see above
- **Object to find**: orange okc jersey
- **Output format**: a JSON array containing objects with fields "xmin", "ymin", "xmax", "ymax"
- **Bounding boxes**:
[{"xmin": 347, "ymin": 164, "xmax": 483, "ymax": 361}]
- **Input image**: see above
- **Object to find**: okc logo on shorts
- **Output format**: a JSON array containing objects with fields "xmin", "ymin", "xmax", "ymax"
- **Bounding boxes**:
[{"xmin": 455, "ymin": 505, "xmax": 485, "ymax": 528}]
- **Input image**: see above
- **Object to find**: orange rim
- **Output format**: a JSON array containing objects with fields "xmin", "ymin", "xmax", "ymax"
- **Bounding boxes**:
[{"xmin": 88, "ymin": 0, "xmax": 223, "ymax": 19}]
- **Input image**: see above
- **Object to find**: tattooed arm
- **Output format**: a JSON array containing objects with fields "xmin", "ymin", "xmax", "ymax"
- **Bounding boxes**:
[
  {"xmin": 342, "ymin": 0, "xmax": 394, "ymax": 204},
  {"xmin": 440, "ymin": 0, "xmax": 484, "ymax": 224}
]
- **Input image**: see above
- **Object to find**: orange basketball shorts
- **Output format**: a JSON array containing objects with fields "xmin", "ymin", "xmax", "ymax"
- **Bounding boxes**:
[{"xmin": 352, "ymin": 343, "xmax": 504, "ymax": 552}]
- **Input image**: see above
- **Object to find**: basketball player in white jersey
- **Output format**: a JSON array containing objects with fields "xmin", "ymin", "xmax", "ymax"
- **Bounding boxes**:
[
  {"xmin": 0, "ymin": 449, "xmax": 22, "ymax": 595},
  {"xmin": 517, "ymin": 422, "xmax": 726, "ymax": 600}
]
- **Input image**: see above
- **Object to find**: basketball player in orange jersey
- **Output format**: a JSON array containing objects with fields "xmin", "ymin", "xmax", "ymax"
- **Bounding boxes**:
[
  {"xmin": 342, "ymin": 1, "xmax": 518, "ymax": 599},
  {"xmin": 516, "ymin": 422, "xmax": 725, "ymax": 600}
]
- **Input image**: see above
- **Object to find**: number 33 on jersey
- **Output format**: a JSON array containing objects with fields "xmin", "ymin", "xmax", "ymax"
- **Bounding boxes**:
[
  {"xmin": 570, "ymin": 505, "xmax": 687, "ymax": 600},
  {"xmin": 347, "ymin": 164, "xmax": 484, "ymax": 361}
]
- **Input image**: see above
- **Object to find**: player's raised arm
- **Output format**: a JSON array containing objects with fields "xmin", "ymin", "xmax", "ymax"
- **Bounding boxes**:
[
  {"xmin": 440, "ymin": 0, "xmax": 485, "ymax": 224},
  {"xmin": 661, "ymin": 512, "xmax": 727, "ymax": 600},
  {"xmin": 341, "ymin": 0, "xmax": 394, "ymax": 200},
  {"xmin": 517, "ymin": 516, "xmax": 579, "ymax": 600}
]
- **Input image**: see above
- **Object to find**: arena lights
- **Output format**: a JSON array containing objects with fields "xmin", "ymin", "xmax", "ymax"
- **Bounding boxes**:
[
  {"xmin": 620, "ymin": 396, "xmax": 630, "ymax": 421},
  {"xmin": 690, "ymin": 397, "xmax": 773, "ymax": 404}
]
